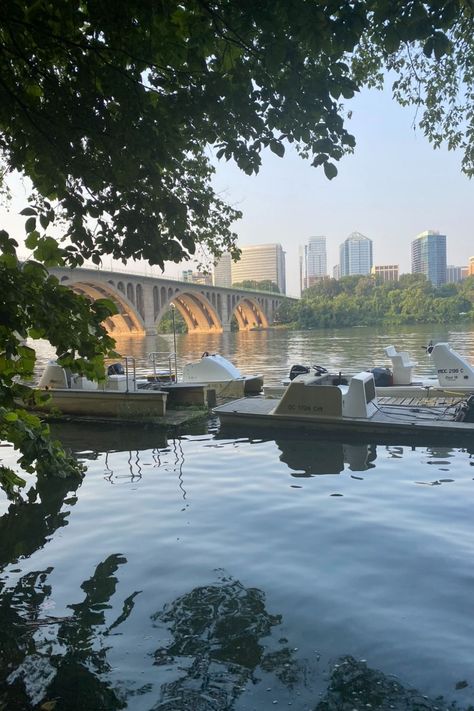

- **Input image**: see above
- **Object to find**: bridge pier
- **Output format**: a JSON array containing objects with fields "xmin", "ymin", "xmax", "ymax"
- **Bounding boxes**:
[
  {"xmin": 221, "ymin": 299, "xmax": 232, "ymax": 332},
  {"xmin": 143, "ymin": 284, "xmax": 157, "ymax": 335}
]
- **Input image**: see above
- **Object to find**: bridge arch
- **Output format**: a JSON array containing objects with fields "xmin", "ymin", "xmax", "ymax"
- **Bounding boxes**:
[
  {"xmin": 59, "ymin": 277, "xmax": 146, "ymax": 335},
  {"xmin": 156, "ymin": 288, "xmax": 223, "ymax": 333},
  {"xmin": 49, "ymin": 267, "xmax": 294, "ymax": 334},
  {"xmin": 231, "ymin": 296, "xmax": 270, "ymax": 331}
]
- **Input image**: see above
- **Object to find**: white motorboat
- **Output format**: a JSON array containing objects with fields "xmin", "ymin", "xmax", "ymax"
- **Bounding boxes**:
[
  {"xmin": 36, "ymin": 358, "xmax": 168, "ymax": 418},
  {"xmin": 265, "ymin": 343, "xmax": 474, "ymax": 400},
  {"xmin": 215, "ymin": 369, "xmax": 474, "ymax": 445},
  {"xmin": 149, "ymin": 351, "xmax": 263, "ymax": 398}
]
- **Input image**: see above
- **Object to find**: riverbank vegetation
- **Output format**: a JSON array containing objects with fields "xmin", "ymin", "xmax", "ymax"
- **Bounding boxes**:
[{"xmin": 276, "ymin": 274, "xmax": 474, "ymax": 329}]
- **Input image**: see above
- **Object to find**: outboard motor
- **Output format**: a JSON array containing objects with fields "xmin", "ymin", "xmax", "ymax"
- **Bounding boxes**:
[
  {"xmin": 370, "ymin": 367, "xmax": 393, "ymax": 387},
  {"xmin": 289, "ymin": 364, "xmax": 310, "ymax": 381},
  {"xmin": 454, "ymin": 395, "xmax": 474, "ymax": 422},
  {"xmin": 107, "ymin": 362, "xmax": 125, "ymax": 376}
]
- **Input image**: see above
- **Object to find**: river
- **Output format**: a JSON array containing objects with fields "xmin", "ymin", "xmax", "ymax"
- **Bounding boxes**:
[{"xmin": 1, "ymin": 324, "xmax": 474, "ymax": 710}]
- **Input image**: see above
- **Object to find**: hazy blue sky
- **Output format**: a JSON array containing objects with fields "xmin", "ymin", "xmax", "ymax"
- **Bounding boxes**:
[{"xmin": 2, "ymin": 82, "xmax": 472, "ymax": 297}]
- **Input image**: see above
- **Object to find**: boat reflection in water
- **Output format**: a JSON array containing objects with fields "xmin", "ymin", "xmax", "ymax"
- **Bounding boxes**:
[
  {"xmin": 49, "ymin": 422, "xmax": 189, "ymax": 492},
  {"xmin": 49, "ymin": 422, "xmax": 169, "ymax": 457},
  {"xmin": 274, "ymin": 436, "xmax": 377, "ymax": 476}
]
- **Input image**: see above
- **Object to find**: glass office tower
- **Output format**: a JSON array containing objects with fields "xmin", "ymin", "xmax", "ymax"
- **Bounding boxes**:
[
  {"xmin": 411, "ymin": 231, "xmax": 447, "ymax": 286},
  {"xmin": 339, "ymin": 232, "xmax": 373, "ymax": 277}
]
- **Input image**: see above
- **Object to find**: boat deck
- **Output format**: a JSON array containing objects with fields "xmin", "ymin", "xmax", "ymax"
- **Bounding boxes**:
[
  {"xmin": 214, "ymin": 394, "xmax": 472, "ymax": 443},
  {"xmin": 377, "ymin": 395, "xmax": 460, "ymax": 408}
]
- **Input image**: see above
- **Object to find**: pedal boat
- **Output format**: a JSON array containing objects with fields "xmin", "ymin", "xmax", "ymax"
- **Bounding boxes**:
[
  {"xmin": 36, "ymin": 359, "xmax": 168, "ymax": 418},
  {"xmin": 215, "ymin": 370, "xmax": 474, "ymax": 443},
  {"xmin": 149, "ymin": 352, "xmax": 263, "ymax": 399},
  {"xmin": 264, "ymin": 343, "xmax": 474, "ymax": 400}
]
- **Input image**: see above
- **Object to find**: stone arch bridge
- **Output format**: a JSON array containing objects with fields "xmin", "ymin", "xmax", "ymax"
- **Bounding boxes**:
[{"xmin": 49, "ymin": 267, "xmax": 294, "ymax": 335}]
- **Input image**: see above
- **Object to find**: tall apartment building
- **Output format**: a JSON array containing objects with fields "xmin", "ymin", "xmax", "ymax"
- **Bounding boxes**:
[
  {"xmin": 339, "ymin": 232, "xmax": 373, "ymax": 277},
  {"xmin": 371, "ymin": 264, "xmax": 399, "ymax": 282},
  {"xmin": 300, "ymin": 236, "xmax": 327, "ymax": 291},
  {"xmin": 231, "ymin": 243, "xmax": 286, "ymax": 294},
  {"xmin": 411, "ymin": 230, "xmax": 447, "ymax": 286},
  {"xmin": 469, "ymin": 257, "xmax": 474, "ymax": 276},
  {"xmin": 213, "ymin": 252, "xmax": 232, "ymax": 288},
  {"xmin": 446, "ymin": 265, "xmax": 468, "ymax": 283}
]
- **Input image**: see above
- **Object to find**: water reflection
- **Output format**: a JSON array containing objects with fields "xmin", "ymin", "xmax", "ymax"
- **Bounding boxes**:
[
  {"xmin": 2, "ymin": 559, "xmax": 472, "ymax": 709},
  {"xmin": 50, "ymin": 423, "xmax": 189, "ymax": 492},
  {"xmin": 316, "ymin": 655, "xmax": 462, "ymax": 711},
  {"xmin": 49, "ymin": 422, "xmax": 168, "ymax": 457},
  {"xmin": 275, "ymin": 437, "xmax": 377, "ymax": 476},
  {"xmin": 0, "ymin": 554, "xmax": 134, "ymax": 709},
  {"xmin": 151, "ymin": 571, "xmax": 301, "ymax": 710},
  {"xmin": 0, "ymin": 470, "xmax": 82, "ymax": 568}
]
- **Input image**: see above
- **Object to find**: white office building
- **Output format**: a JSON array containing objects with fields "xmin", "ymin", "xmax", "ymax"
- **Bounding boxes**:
[{"xmin": 231, "ymin": 243, "xmax": 286, "ymax": 294}]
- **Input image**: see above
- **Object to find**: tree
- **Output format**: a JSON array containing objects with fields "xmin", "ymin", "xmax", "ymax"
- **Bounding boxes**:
[
  {"xmin": 232, "ymin": 280, "xmax": 280, "ymax": 293},
  {"xmin": 1, "ymin": 0, "xmax": 473, "ymax": 497}
]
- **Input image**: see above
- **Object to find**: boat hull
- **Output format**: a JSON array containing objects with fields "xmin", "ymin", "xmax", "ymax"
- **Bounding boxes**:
[
  {"xmin": 34, "ymin": 388, "xmax": 168, "ymax": 418},
  {"xmin": 179, "ymin": 375, "xmax": 263, "ymax": 398}
]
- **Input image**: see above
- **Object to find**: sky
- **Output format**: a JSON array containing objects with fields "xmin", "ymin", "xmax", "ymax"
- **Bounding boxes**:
[
  {"xmin": 2, "ymin": 82, "xmax": 472, "ymax": 297},
  {"xmin": 210, "ymin": 83, "xmax": 473, "ymax": 296}
]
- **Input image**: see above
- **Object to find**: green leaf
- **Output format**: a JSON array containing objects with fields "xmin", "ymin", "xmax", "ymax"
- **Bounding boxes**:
[
  {"xmin": 269, "ymin": 140, "xmax": 285, "ymax": 158},
  {"xmin": 25, "ymin": 216, "xmax": 36, "ymax": 233},
  {"xmin": 323, "ymin": 162, "xmax": 338, "ymax": 180},
  {"xmin": 25, "ymin": 231, "xmax": 40, "ymax": 249}
]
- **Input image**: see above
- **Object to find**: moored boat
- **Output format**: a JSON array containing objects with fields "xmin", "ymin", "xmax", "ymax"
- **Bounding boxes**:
[
  {"xmin": 147, "ymin": 351, "xmax": 263, "ymax": 398},
  {"xmin": 214, "ymin": 369, "xmax": 474, "ymax": 444},
  {"xmin": 36, "ymin": 358, "xmax": 169, "ymax": 418},
  {"xmin": 265, "ymin": 342, "xmax": 474, "ymax": 400},
  {"xmin": 179, "ymin": 352, "xmax": 263, "ymax": 397},
  {"xmin": 33, "ymin": 350, "xmax": 262, "ymax": 420}
]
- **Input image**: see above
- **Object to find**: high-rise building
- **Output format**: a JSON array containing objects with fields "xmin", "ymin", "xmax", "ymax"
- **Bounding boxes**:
[
  {"xmin": 213, "ymin": 252, "xmax": 232, "ymax": 288},
  {"xmin": 371, "ymin": 264, "xmax": 399, "ymax": 282},
  {"xmin": 182, "ymin": 269, "xmax": 212, "ymax": 285},
  {"xmin": 300, "ymin": 236, "xmax": 327, "ymax": 291},
  {"xmin": 446, "ymin": 265, "xmax": 468, "ymax": 283},
  {"xmin": 332, "ymin": 264, "xmax": 340, "ymax": 280},
  {"xmin": 469, "ymin": 257, "xmax": 474, "ymax": 276},
  {"xmin": 231, "ymin": 243, "xmax": 286, "ymax": 294},
  {"xmin": 339, "ymin": 232, "xmax": 373, "ymax": 277},
  {"xmin": 411, "ymin": 230, "xmax": 447, "ymax": 286}
]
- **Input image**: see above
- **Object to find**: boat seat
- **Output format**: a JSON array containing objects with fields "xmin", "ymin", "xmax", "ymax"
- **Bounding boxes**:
[{"xmin": 384, "ymin": 346, "xmax": 417, "ymax": 386}]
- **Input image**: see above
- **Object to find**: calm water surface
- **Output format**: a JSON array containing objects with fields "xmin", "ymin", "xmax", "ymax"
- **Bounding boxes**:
[{"xmin": 2, "ymin": 325, "xmax": 474, "ymax": 710}]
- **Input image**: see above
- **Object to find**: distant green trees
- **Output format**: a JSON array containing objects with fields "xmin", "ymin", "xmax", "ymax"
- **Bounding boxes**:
[
  {"xmin": 157, "ymin": 308, "xmax": 187, "ymax": 334},
  {"xmin": 275, "ymin": 275, "xmax": 474, "ymax": 329},
  {"xmin": 232, "ymin": 280, "xmax": 280, "ymax": 294}
]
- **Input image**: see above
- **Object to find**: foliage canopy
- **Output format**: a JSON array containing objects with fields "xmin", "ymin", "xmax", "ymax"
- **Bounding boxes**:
[
  {"xmin": 1, "ymin": 0, "xmax": 473, "ymax": 497},
  {"xmin": 277, "ymin": 274, "xmax": 474, "ymax": 328}
]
